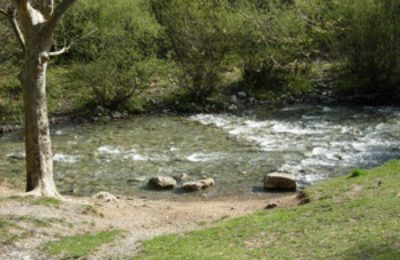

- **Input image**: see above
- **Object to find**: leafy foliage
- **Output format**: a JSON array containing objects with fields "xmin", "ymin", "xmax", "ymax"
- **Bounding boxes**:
[
  {"xmin": 152, "ymin": 0, "xmax": 244, "ymax": 104},
  {"xmin": 61, "ymin": 0, "xmax": 162, "ymax": 109},
  {"xmin": 238, "ymin": 0, "xmax": 313, "ymax": 94},
  {"xmin": 330, "ymin": 0, "xmax": 400, "ymax": 103},
  {"xmin": 1, "ymin": 0, "xmax": 400, "ymax": 118}
]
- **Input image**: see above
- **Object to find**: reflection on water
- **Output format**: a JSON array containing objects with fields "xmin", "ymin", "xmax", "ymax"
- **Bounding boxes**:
[{"xmin": 1, "ymin": 105, "xmax": 400, "ymax": 199}]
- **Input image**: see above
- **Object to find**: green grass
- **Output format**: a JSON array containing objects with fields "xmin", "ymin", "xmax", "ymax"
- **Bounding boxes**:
[
  {"xmin": 81, "ymin": 205, "xmax": 104, "ymax": 217},
  {"xmin": 17, "ymin": 216, "xmax": 51, "ymax": 227},
  {"xmin": 348, "ymin": 168, "xmax": 367, "ymax": 178},
  {"xmin": 31, "ymin": 197, "xmax": 61, "ymax": 208},
  {"xmin": 138, "ymin": 160, "xmax": 400, "ymax": 259},
  {"xmin": 0, "ymin": 219, "xmax": 31, "ymax": 244},
  {"xmin": 42, "ymin": 230, "xmax": 122, "ymax": 258},
  {"xmin": 0, "ymin": 220, "xmax": 19, "ymax": 244},
  {"xmin": 0, "ymin": 195, "xmax": 61, "ymax": 208}
]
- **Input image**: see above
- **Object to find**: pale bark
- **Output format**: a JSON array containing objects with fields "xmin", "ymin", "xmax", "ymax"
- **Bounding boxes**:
[
  {"xmin": 22, "ymin": 41, "xmax": 58, "ymax": 197},
  {"xmin": 1, "ymin": 0, "xmax": 78, "ymax": 197}
]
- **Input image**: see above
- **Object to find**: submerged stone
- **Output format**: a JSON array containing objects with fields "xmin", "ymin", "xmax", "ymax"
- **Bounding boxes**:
[
  {"xmin": 148, "ymin": 176, "xmax": 177, "ymax": 189},
  {"xmin": 264, "ymin": 173, "xmax": 297, "ymax": 192},
  {"xmin": 7, "ymin": 152, "xmax": 26, "ymax": 161},
  {"xmin": 127, "ymin": 176, "xmax": 147, "ymax": 184},
  {"xmin": 182, "ymin": 178, "xmax": 215, "ymax": 192},
  {"xmin": 230, "ymin": 95, "xmax": 238, "ymax": 104},
  {"xmin": 173, "ymin": 173, "xmax": 191, "ymax": 182}
]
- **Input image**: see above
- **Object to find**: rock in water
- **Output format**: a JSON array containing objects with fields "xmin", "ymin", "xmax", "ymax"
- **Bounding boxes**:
[
  {"xmin": 173, "ymin": 173, "xmax": 191, "ymax": 182},
  {"xmin": 112, "ymin": 112, "xmax": 123, "ymax": 119},
  {"xmin": 94, "ymin": 105, "xmax": 105, "ymax": 116},
  {"xmin": 7, "ymin": 152, "xmax": 26, "ymax": 161},
  {"xmin": 182, "ymin": 178, "xmax": 215, "ymax": 192},
  {"xmin": 127, "ymin": 176, "xmax": 147, "ymax": 184},
  {"xmin": 228, "ymin": 104, "xmax": 238, "ymax": 111},
  {"xmin": 148, "ymin": 176, "xmax": 177, "ymax": 189},
  {"xmin": 237, "ymin": 91, "xmax": 247, "ymax": 98},
  {"xmin": 264, "ymin": 173, "xmax": 297, "ymax": 191},
  {"xmin": 230, "ymin": 95, "xmax": 238, "ymax": 104}
]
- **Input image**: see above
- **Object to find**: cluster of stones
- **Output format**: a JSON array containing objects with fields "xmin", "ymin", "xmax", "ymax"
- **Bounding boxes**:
[
  {"xmin": 145, "ymin": 172, "xmax": 297, "ymax": 193},
  {"xmin": 147, "ymin": 176, "xmax": 215, "ymax": 192}
]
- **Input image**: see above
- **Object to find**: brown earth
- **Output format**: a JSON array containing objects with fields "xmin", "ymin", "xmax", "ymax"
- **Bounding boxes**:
[{"xmin": 0, "ymin": 184, "xmax": 298, "ymax": 259}]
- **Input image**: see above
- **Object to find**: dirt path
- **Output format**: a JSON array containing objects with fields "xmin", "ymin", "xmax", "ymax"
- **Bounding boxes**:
[{"xmin": 0, "ymin": 186, "xmax": 298, "ymax": 259}]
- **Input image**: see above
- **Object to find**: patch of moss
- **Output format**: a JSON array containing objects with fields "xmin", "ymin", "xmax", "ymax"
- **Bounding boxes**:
[
  {"xmin": 82, "ymin": 205, "xmax": 104, "ymax": 218},
  {"xmin": 0, "ymin": 220, "xmax": 29, "ymax": 244},
  {"xmin": 348, "ymin": 168, "xmax": 366, "ymax": 178},
  {"xmin": 42, "ymin": 230, "xmax": 122, "ymax": 258},
  {"xmin": 17, "ymin": 216, "xmax": 51, "ymax": 227},
  {"xmin": 1, "ymin": 196, "xmax": 60, "ymax": 208},
  {"xmin": 31, "ymin": 197, "xmax": 61, "ymax": 208}
]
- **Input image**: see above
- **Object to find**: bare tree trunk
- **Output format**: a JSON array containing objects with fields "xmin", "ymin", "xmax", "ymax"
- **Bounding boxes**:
[
  {"xmin": 0, "ymin": 0, "xmax": 78, "ymax": 197},
  {"xmin": 21, "ymin": 43, "xmax": 59, "ymax": 197}
]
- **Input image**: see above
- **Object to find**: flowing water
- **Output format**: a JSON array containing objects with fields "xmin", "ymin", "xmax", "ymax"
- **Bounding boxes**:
[{"xmin": 1, "ymin": 105, "xmax": 400, "ymax": 199}]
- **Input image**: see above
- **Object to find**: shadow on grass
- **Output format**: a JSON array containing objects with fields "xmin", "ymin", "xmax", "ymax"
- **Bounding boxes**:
[{"xmin": 338, "ymin": 241, "xmax": 400, "ymax": 259}]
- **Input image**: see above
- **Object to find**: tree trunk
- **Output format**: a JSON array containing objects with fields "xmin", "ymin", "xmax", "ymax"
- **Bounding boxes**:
[
  {"xmin": 21, "ymin": 44, "xmax": 59, "ymax": 197},
  {"xmin": 2, "ymin": 0, "xmax": 78, "ymax": 197}
]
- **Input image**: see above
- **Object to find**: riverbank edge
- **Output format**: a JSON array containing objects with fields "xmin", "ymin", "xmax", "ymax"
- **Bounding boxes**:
[
  {"xmin": 136, "ymin": 160, "xmax": 400, "ymax": 259},
  {"xmin": 0, "ymin": 182, "xmax": 299, "ymax": 259},
  {"xmin": 0, "ymin": 161, "xmax": 400, "ymax": 259},
  {"xmin": 0, "ymin": 74, "xmax": 382, "ymax": 135}
]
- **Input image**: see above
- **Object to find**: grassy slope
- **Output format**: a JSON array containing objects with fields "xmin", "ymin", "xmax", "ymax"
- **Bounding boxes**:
[
  {"xmin": 42, "ymin": 230, "xmax": 122, "ymax": 258},
  {"xmin": 138, "ymin": 161, "xmax": 400, "ymax": 259}
]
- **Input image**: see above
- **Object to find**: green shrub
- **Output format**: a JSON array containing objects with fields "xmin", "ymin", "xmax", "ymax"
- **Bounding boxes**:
[
  {"xmin": 349, "ymin": 169, "xmax": 366, "ymax": 178},
  {"xmin": 74, "ymin": 54, "xmax": 160, "ymax": 110},
  {"xmin": 61, "ymin": 0, "xmax": 162, "ymax": 109},
  {"xmin": 57, "ymin": 0, "xmax": 161, "ymax": 64},
  {"xmin": 239, "ymin": 1, "xmax": 313, "ymax": 94},
  {"xmin": 152, "ymin": 0, "xmax": 244, "ymax": 104},
  {"xmin": 0, "ymin": 14, "xmax": 21, "ymax": 68},
  {"xmin": 332, "ymin": 0, "xmax": 400, "ymax": 103}
]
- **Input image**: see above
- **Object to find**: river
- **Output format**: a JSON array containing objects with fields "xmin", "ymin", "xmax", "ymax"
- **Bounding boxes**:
[{"xmin": 1, "ymin": 104, "xmax": 400, "ymax": 199}]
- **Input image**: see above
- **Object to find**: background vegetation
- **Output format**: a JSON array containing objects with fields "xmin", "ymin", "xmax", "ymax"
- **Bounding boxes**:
[{"xmin": 1, "ymin": 0, "xmax": 400, "ymax": 122}]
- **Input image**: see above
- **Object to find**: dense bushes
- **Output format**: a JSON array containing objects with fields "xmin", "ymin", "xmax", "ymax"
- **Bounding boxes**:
[
  {"xmin": 0, "ymin": 13, "xmax": 22, "ymax": 121},
  {"xmin": 151, "ymin": 0, "xmax": 245, "ymax": 104},
  {"xmin": 57, "ymin": 0, "xmax": 161, "ymax": 63},
  {"xmin": 331, "ymin": 0, "xmax": 400, "ymax": 103},
  {"xmin": 152, "ymin": 0, "xmax": 316, "ymax": 102},
  {"xmin": 0, "ymin": 10, "xmax": 20, "ymax": 70},
  {"xmin": 73, "ymin": 54, "xmax": 160, "ymax": 110},
  {"xmin": 239, "ymin": 0, "xmax": 313, "ymax": 95},
  {"xmin": 1, "ymin": 0, "xmax": 400, "ymax": 117},
  {"xmin": 59, "ymin": 0, "xmax": 162, "ymax": 109}
]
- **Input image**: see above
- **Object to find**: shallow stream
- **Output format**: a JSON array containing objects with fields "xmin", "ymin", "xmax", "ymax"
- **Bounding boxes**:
[{"xmin": 1, "ymin": 105, "xmax": 400, "ymax": 199}]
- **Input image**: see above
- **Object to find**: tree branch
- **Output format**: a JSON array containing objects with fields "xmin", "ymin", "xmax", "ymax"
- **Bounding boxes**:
[
  {"xmin": 48, "ymin": 41, "xmax": 74, "ymax": 56},
  {"xmin": 0, "ymin": 6, "xmax": 26, "ymax": 52},
  {"xmin": 43, "ymin": 0, "xmax": 77, "ymax": 36},
  {"xmin": 10, "ymin": 11, "xmax": 25, "ymax": 52},
  {"xmin": 38, "ymin": 0, "xmax": 54, "ymax": 18},
  {"xmin": 12, "ymin": 0, "xmax": 29, "ymax": 6}
]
